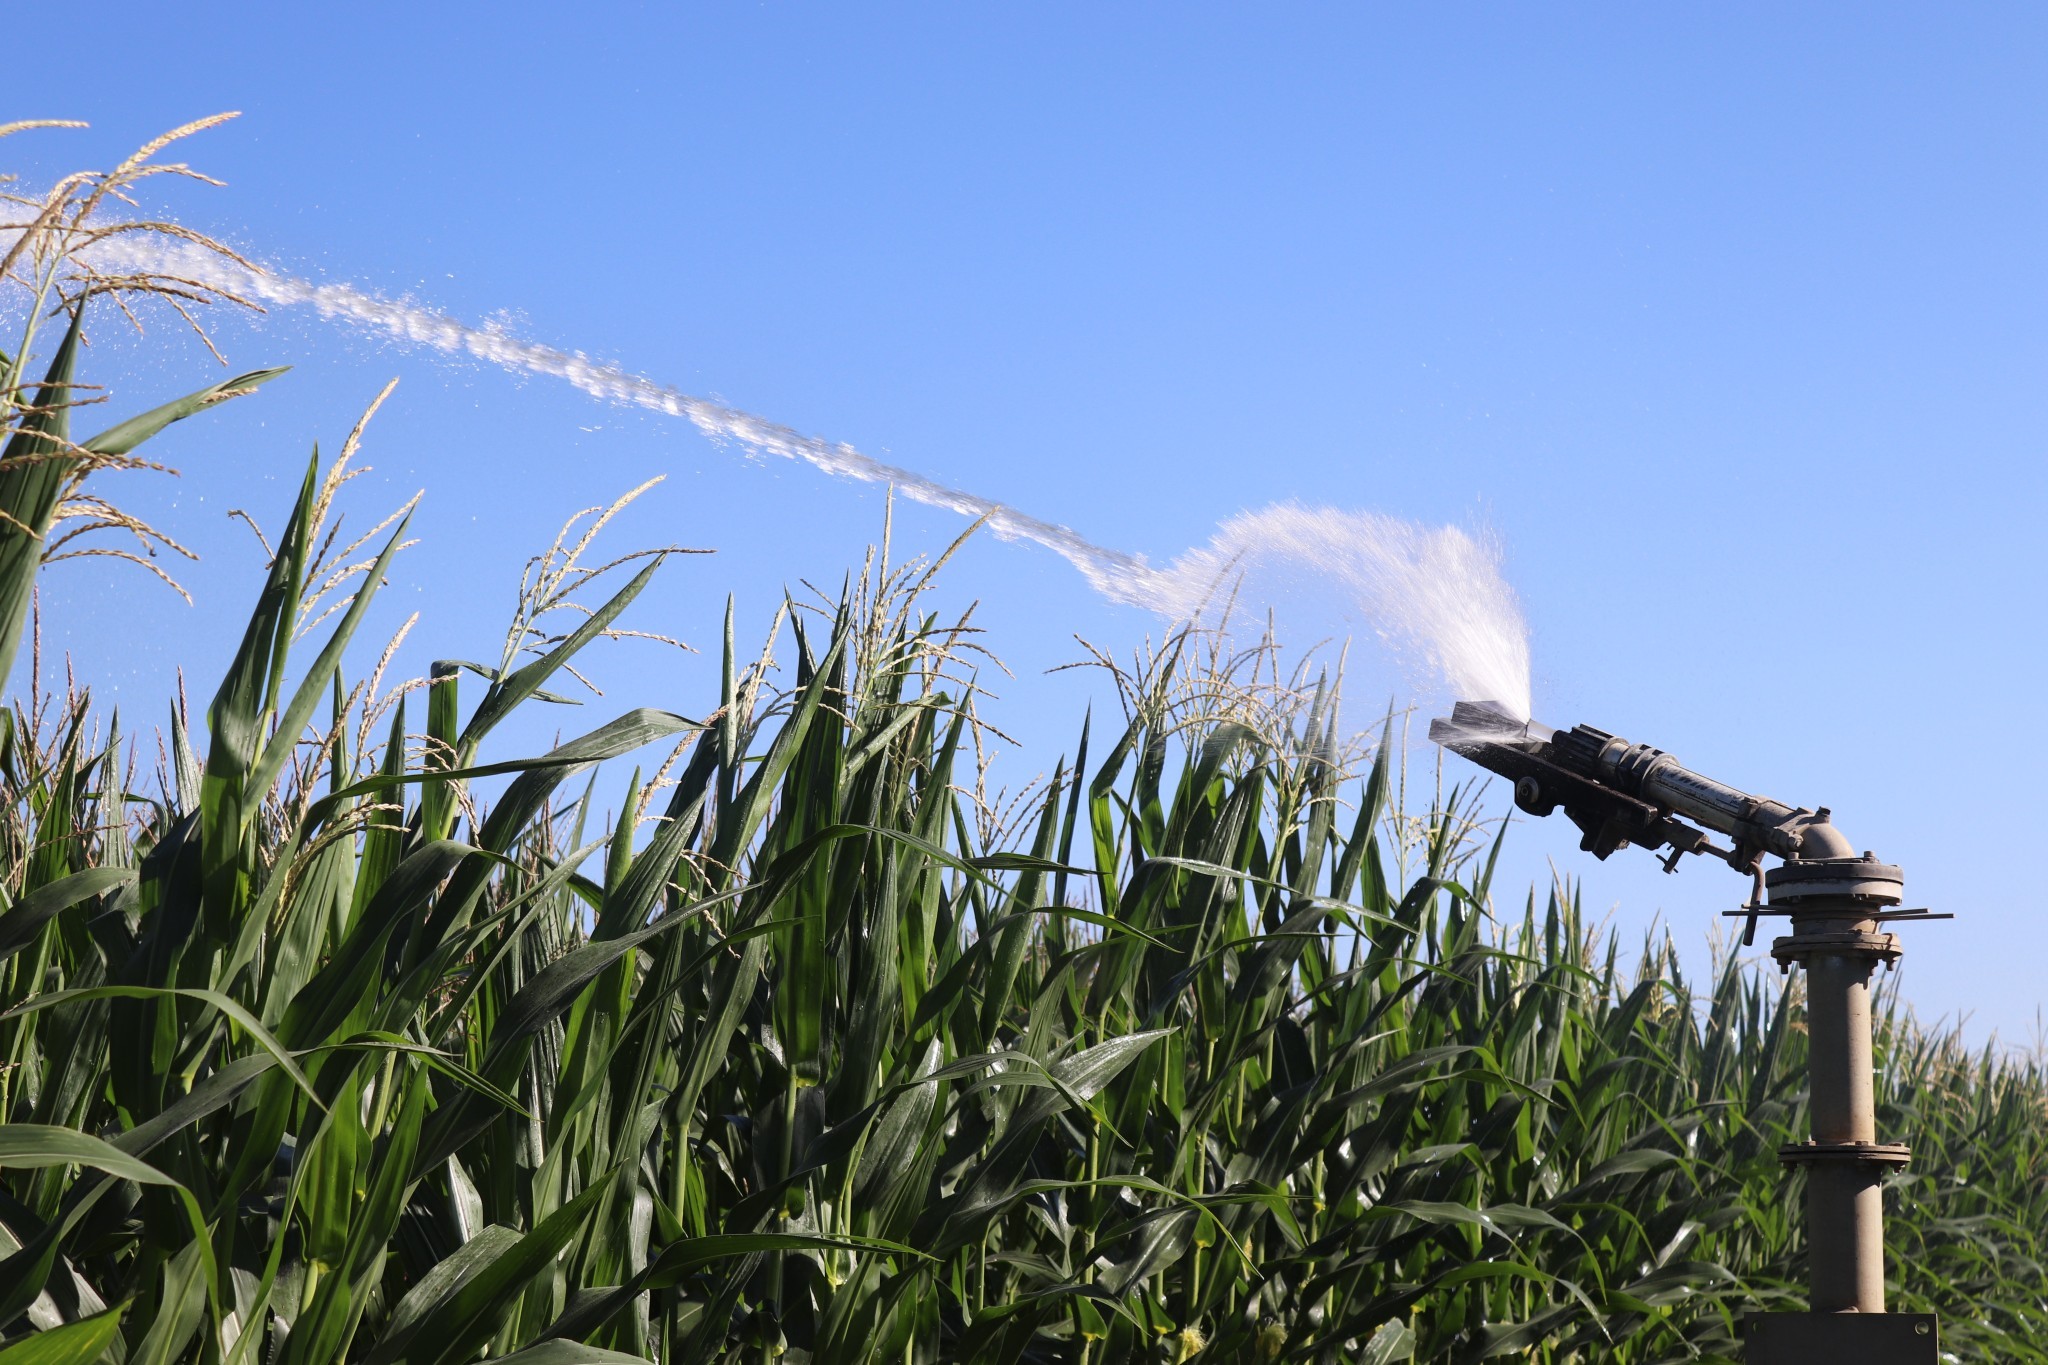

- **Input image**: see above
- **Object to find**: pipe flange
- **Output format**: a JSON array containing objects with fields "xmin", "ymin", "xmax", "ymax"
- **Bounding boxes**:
[
  {"xmin": 1770, "ymin": 930, "xmax": 1902, "ymax": 967},
  {"xmin": 1765, "ymin": 857, "xmax": 1903, "ymax": 906},
  {"xmin": 1777, "ymin": 1140, "xmax": 1911, "ymax": 1168}
]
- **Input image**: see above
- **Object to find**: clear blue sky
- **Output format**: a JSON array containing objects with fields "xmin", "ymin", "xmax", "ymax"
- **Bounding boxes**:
[{"xmin": 9, "ymin": 3, "xmax": 2045, "ymax": 1040}]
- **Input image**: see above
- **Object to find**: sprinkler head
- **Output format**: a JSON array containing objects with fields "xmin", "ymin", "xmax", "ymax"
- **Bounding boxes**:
[{"xmin": 1429, "ymin": 700, "xmax": 1852, "ymax": 876}]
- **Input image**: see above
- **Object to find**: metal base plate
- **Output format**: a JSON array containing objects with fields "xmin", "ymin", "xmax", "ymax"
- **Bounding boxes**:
[{"xmin": 1745, "ymin": 1312, "xmax": 1939, "ymax": 1363}]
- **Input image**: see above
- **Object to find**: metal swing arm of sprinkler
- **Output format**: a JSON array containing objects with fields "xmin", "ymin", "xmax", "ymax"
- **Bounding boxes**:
[{"xmin": 1430, "ymin": 699, "xmax": 1950, "ymax": 1365}]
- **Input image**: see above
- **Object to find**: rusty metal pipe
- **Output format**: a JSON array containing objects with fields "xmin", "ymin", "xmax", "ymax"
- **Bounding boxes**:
[
  {"xmin": 1768, "ymin": 861, "xmax": 1911, "ymax": 1326},
  {"xmin": 1807, "ymin": 949, "xmax": 1876, "ymax": 1144},
  {"xmin": 1807, "ymin": 1164, "xmax": 1887, "ymax": 1313},
  {"xmin": 1804, "ymin": 945, "xmax": 1884, "ymax": 1312}
]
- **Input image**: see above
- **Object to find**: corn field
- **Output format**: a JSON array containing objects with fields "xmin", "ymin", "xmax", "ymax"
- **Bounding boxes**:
[{"xmin": 1, "ymin": 125, "xmax": 2044, "ymax": 1365}]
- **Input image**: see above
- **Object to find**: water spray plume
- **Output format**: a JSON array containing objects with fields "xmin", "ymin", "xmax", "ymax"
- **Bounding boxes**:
[
  {"xmin": 1160, "ymin": 504, "xmax": 1530, "ymax": 720},
  {"xmin": 11, "ymin": 225, "xmax": 1533, "ymax": 717}
]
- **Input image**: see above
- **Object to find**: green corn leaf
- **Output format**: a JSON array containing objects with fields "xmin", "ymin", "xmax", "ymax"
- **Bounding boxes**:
[
  {"xmin": 361, "ymin": 1224, "xmax": 521, "ymax": 1365},
  {"xmin": 394, "ymin": 1176, "xmax": 616, "ymax": 1365},
  {"xmin": 80, "ymin": 367, "xmax": 287, "ymax": 454},
  {"xmin": 0, "ymin": 1124, "xmax": 184, "ymax": 1185},
  {"xmin": 421, "ymin": 661, "xmax": 460, "ymax": 842},
  {"xmin": 4, "ymin": 986, "xmax": 321, "ymax": 1109},
  {"xmin": 281, "ymin": 1066, "xmax": 430, "ymax": 1365},
  {"xmin": 0, "ymin": 1304, "xmax": 127, "ymax": 1365},
  {"xmin": 0, "ymin": 1128, "xmax": 218, "ymax": 1328},
  {"xmin": 0, "ymin": 867, "xmax": 135, "ymax": 964},
  {"xmin": 129, "ymin": 1236, "xmax": 208, "ymax": 1365},
  {"xmin": 458, "ymin": 558, "xmax": 664, "ymax": 761},
  {"xmin": 0, "ymin": 303, "xmax": 84, "ymax": 689},
  {"xmin": 491, "ymin": 1344, "xmax": 653, "ymax": 1365},
  {"xmin": 240, "ymin": 512, "xmax": 410, "ymax": 813},
  {"xmin": 640, "ymin": 1231, "xmax": 926, "ymax": 1289}
]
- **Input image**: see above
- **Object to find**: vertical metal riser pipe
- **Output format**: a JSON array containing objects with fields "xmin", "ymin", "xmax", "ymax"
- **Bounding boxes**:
[
  {"xmin": 1766, "ymin": 859, "xmax": 1911, "ymax": 1320},
  {"xmin": 1803, "ymin": 948, "xmax": 1884, "ymax": 1310},
  {"xmin": 1805, "ymin": 951, "xmax": 1875, "ymax": 1143},
  {"xmin": 1805, "ymin": 1164, "xmax": 1886, "ymax": 1312}
]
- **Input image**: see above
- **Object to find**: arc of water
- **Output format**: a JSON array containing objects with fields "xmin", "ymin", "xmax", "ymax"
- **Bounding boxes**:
[{"xmin": 8, "ymin": 226, "xmax": 1533, "ymax": 718}]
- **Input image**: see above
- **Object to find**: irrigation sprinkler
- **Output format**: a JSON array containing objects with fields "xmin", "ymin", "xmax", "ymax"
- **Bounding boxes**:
[{"xmin": 1430, "ymin": 700, "xmax": 1948, "ymax": 1363}]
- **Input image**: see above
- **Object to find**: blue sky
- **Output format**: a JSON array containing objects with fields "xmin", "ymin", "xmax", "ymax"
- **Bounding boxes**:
[{"xmin": 8, "ymin": 3, "xmax": 2046, "ymax": 1040}]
